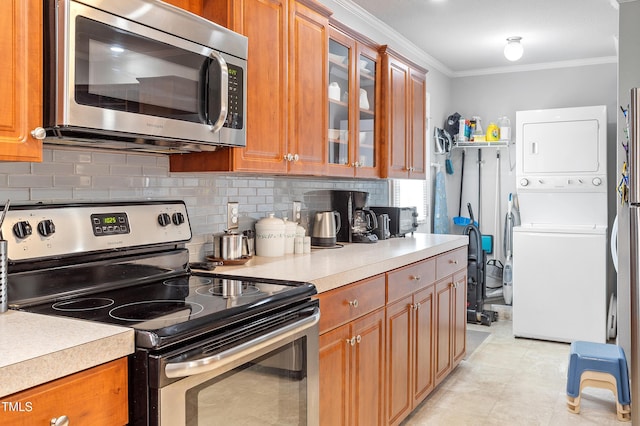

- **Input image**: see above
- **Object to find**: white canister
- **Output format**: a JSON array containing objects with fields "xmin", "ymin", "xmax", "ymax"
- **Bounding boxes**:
[
  {"xmin": 283, "ymin": 218, "xmax": 298, "ymax": 254},
  {"xmin": 328, "ymin": 82, "xmax": 340, "ymax": 101},
  {"xmin": 255, "ymin": 213, "xmax": 285, "ymax": 257}
]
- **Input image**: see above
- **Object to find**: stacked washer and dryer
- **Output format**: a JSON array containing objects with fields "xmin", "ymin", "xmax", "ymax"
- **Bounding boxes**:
[{"xmin": 512, "ymin": 105, "xmax": 609, "ymax": 343}]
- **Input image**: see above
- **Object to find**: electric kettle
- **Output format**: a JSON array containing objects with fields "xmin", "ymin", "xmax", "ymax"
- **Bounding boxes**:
[{"xmin": 311, "ymin": 211, "xmax": 341, "ymax": 247}]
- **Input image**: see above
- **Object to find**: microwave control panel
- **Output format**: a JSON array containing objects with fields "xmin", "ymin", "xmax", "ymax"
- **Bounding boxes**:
[{"xmin": 224, "ymin": 64, "xmax": 244, "ymax": 130}]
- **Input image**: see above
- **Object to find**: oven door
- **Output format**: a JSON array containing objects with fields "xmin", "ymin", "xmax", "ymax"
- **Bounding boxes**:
[
  {"xmin": 157, "ymin": 307, "xmax": 320, "ymax": 426},
  {"xmin": 46, "ymin": 0, "xmax": 246, "ymax": 147}
]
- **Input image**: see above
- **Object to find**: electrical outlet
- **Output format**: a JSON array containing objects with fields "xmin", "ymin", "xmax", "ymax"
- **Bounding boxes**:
[
  {"xmin": 292, "ymin": 201, "xmax": 302, "ymax": 223},
  {"xmin": 227, "ymin": 202, "xmax": 239, "ymax": 230}
]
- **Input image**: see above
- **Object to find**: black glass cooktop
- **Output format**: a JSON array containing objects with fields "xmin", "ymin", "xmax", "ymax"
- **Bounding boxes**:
[{"xmin": 22, "ymin": 273, "xmax": 316, "ymax": 349}]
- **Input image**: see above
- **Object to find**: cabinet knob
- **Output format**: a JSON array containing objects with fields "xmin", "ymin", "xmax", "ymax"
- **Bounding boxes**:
[
  {"xmin": 349, "ymin": 299, "xmax": 359, "ymax": 308},
  {"xmin": 449, "ymin": 259, "xmax": 458, "ymax": 265},
  {"xmin": 410, "ymin": 275, "xmax": 421, "ymax": 281},
  {"xmin": 293, "ymin": 153, "xmax": 299, "ymax": 162},
  {"xmin": 51, "ymin": 416, "xmax": 69, "ymax": 426},
  {"xmin": 31, "ymin": 127, "xmax": 46, "ymax": 140},
  {"xmin": 347, "ymin": 336, "xmax": 356, "ymax": 346},
  {"xmin": 356, "ymin": 335, "xmax": 362, "ymax": 344}
]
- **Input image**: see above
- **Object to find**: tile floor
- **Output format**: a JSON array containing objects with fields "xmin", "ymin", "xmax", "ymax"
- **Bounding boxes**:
[{"xmin": 402, "ymin": 318, "xmax": 626, "ymax": 425}]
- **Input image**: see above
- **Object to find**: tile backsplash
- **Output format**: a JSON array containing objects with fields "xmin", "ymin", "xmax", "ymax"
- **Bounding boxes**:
[{"xmin": 0, "ymin": 147, "xmax": 389, "ymax": 260}]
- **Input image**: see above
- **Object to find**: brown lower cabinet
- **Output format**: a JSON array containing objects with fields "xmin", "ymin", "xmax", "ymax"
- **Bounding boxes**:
[
  {"xmin": 319, "ymin": 308, "xmax": 386, "ymax": 426},
  {"xmin": 0, "ymin": 357, "xmax": 128, "ymax": 426},
  {"xmin": 318, "ymin": 247, "xmax": 467, "ymax": 426},
  {"xmin": 386, "ymin": 285, "xmax": 435, "ymax": 425},
  {"xmin": 434, "ymin": 251, "xmax": 468, "ymax": 385},
  {"xmin": 318, "ymin": 274, "xmax": 386, "ymax": 426}
]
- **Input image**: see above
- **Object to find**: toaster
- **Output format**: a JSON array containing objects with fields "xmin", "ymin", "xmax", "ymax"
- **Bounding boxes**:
[{"xmin": 370, "ymin": 206, "xmax": 418, "ymax": 237}]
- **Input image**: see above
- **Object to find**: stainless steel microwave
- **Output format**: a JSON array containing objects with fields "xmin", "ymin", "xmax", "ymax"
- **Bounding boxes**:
[{"xmin": 43, "ymin": 0, "xmax": 247, "ymax": 153}]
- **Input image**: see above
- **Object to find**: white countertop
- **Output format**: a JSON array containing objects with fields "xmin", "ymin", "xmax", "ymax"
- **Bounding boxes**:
[
  {"xmin": 212, "ymin": 233, "xmax": 468, "ymax": 293},
  {"xmin": 0, "ymin": 233, "xmax": 466, "ymax": 398},
  {"xmin": 0, "ymin": 310, "xmax": 134, "ymax": 397}
]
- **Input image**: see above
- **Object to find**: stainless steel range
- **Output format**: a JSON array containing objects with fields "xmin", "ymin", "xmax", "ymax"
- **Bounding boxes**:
[{"xmin": 4, "ymin": 201, "xmax": 319, "ymax": 426}]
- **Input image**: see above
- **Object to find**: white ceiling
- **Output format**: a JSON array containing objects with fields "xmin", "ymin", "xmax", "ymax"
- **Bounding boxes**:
[{"xmin": 348, "ymin": 0, "xmax": 619, "ymax": 77}]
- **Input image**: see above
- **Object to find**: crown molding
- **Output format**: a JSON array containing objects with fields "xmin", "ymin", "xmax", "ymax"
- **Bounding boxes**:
[
  {"xmin": 453, "ymin": 56, "xmax": 618, "ymax": 78},
  {"xmin": 330, "ymin": 0, "xmax": 454, "ymax": 77}
]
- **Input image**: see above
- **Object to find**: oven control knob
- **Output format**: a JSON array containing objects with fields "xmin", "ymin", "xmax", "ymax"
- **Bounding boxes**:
[
  {"xmin": 158, "ymin": 213, "xmax": 172, "ymax": 227},
  {"xmin": 37, "ymin": 219, "xmax": 56, "ymax": 237},
  {"xmin": 172, "ymin": 212, "xmax": 185, "ymax": 226},
  {"xmin": 13, "ymin": 221, "xmax": 32, "ymax": 239}
]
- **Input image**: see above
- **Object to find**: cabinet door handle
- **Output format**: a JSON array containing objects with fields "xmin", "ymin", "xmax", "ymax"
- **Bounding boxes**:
[
  {"xmin": 356, "ymin": 335, "xmax": 362, "ymax": 344},
  {"xmin": 293, "ymin": 153, "xmax": 299, "ymax": 162},
  {"xmin": 347, "ymin": 336, "xmax": 356, "ymax": 346},
  {"xmin": 51, "ymin": 416, "xmax": 69, "ymax": 426},
  {"xmin": 284, "ymin": 153, "xmax": 292, "ymax": 161},
  {"xmin": 410, "ymin": 275, "xmax": 421, "ymax": 281},
  {"xmin": 31, "ymin": 127, "xmax": 46, "ymax": 140},
  {"xmin": 349, "ymin": 299, "xmax": 359, "ymax": 308},
  {"xmin": 449, "ymin": 259, "xmax": 459, "ymax": 265}
]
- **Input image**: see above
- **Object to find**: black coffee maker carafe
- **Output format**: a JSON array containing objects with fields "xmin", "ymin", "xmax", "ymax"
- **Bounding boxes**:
[{"xmin": 331, "ymin": 190, "xmax": 378, "ymax": 243}]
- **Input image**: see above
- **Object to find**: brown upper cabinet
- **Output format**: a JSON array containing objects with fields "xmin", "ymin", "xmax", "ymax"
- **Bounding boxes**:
[
  {"xmin": 0, "ymin": 0, "xmax": 43, "ymax": 162},
  {"xmin": 170, "ymin": 0, "xmax": 331, "ymax": 175},
  {"xmin": 379, "ymin": 47, "xmax": 427, "ymax": 179},
  {"xmin": 326, "ymin": 23, "xmax": 380, "ymax": 178},
  {"xmin": 163, "ymin": 0, "xmax": 203, "ymax": 14}
]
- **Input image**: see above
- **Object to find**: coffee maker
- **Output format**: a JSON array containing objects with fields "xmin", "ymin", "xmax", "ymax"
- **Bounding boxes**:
[{"xmin": 331, "ymin": 190, "xmax": 378, "ymax": 243}]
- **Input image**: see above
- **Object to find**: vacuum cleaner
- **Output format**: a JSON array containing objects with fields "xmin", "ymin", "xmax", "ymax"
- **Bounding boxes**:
[{"xmin": 463, "ymin": 203, "xmax": 498, "ymax": 326}]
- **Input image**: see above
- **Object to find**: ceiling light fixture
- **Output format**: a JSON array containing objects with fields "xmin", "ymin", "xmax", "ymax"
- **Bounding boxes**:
[{"xmin": 504, "ymin": 36, "xmax": 523, "ymax": 61}]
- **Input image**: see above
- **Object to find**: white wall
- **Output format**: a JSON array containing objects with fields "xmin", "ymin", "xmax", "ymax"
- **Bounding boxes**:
[{"xmin": 445, "ymin": 64, "xmax": 617, "ymax": 255}]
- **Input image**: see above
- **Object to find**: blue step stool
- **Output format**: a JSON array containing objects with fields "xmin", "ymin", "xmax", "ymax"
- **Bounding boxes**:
[{"xmin": 566, "ymin": 341, "xmax": 631, "ymax": 422}]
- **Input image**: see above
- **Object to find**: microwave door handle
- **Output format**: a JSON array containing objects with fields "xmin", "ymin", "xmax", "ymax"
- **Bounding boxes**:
[
  {"xmin": 207, "ymin": 50, "xmax": 229, "ymax": 133},
  {"xmin": 164, "ymin": 309, "xmax": 320, "ymax": 379}
]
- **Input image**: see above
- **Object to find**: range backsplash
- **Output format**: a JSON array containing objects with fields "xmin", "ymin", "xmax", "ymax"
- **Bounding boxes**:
[{"xmin": 0, "ymin": 147, "xmax": 388, "ymax": 261}]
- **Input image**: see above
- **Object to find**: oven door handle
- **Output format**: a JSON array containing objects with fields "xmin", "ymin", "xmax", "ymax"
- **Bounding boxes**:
[{"xmin": 164, "ymin": 308, "xmax": 320, "ymax": 378}]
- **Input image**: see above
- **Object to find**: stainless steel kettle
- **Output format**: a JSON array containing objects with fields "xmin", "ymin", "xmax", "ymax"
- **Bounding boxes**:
[
  {"xmin": 214, "ymin": 231, "xmax": 248, "ymax": 260},
  {"xmin": 311, "ymin": 211, "xmax": 341, "ymax": 247}
]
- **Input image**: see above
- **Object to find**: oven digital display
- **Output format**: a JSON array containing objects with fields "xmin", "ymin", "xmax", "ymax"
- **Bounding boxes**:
[{"xmin": 91, "ymin": 213, "xmax": 130, "ymax": 236}]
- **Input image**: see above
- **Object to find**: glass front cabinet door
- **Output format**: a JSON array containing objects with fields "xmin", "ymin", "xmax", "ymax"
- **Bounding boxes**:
[{"xmin": 327, "ymin": 27, "xmax": 379, "ymax": 177}]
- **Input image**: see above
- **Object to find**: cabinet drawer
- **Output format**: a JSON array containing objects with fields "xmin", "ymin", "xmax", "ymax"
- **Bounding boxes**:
[
  {"xmin": 317, "ymin": 274, "xmax": 385, "ymax": 334},
  {"xmin": 436, "ymin": 247, "xmax": 467, "ymax": 281},
  {"xmin": 0, "ymin": 357, "xmax": 128, "ymax": 426},
  {"xmin": 386, "ymin": 258, "xmax": 436, "ymax": 303}
]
